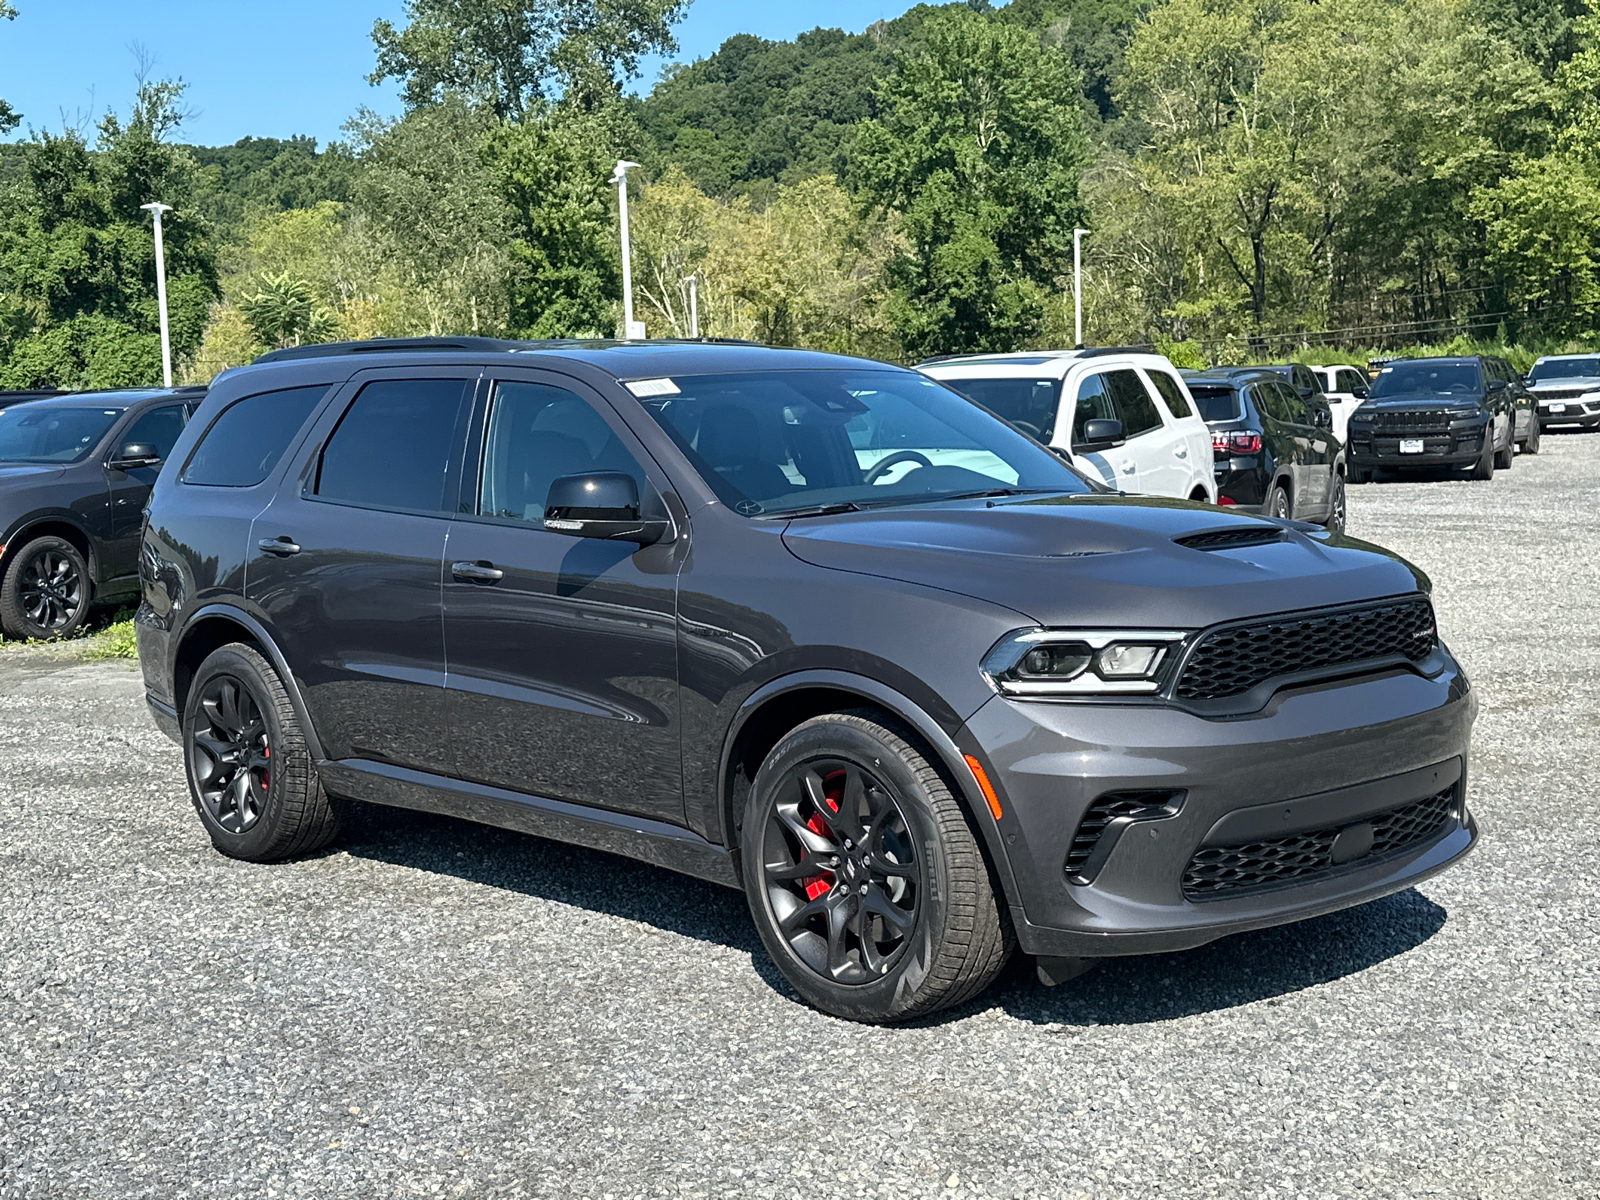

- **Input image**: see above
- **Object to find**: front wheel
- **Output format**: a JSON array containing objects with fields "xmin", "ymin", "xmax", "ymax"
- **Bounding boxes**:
[
  {"xmin": 183, "ymin": 643, "xmax": 341, "ymax": 861},
  {"xmin": 1321, "ymin": 474, "xmax": 1347, "ymax": 534},
  {"xmin": 0, "ymin": 536, "xmax": 91, "ymax": 642},
  {"xmin": 740, "ymin": 712, "xmax": 1013, "ymax": 1023},
  {"xmin": 1470, "ymin": 433, "xmax": 1495, "ymax": 480},
  {"xmin": 1522, "ymin": 416, "xmax": 1541, "ymax": 454},
  {"xmin": 1494, "ymin": 423, "xmax": 1515, "ymax": 470}
]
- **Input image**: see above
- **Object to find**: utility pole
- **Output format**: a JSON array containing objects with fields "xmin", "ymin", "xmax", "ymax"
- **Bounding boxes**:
[
  {"xmin": 141, "ymin": 202, "xmax": 174, "ymax": 386},
  {"xmin": 610, "ymin": 161, "xmax": 645, "ymax": 339},
  {"xmin": 1073, "ymin": 227, "xmax": 1088, "ymax": 348},
  {"xmin": 686, "ymin": 274, "xmax": 699, "ymax": 338}
]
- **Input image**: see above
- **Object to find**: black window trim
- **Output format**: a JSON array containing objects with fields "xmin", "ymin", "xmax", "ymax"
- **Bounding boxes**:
[{"xmin": 298, "ymin": 368, "xmax": 480, "ymax": 521}]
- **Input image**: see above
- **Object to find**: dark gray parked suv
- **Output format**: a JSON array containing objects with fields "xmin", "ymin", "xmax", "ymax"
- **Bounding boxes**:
[{"xmin": 137, "ymin": 338, "xmax": 1478, "ymax": 1022}]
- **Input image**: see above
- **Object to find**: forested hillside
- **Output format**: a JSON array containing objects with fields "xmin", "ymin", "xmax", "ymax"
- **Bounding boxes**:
[{"xmin": 2, "ymin": 0, "xmax": 1598, "ymax": 387}]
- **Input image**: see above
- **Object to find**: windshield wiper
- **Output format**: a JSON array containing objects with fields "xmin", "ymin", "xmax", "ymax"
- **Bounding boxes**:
[{"xmin": 767, "ymin": 501, "xmax": 863, "ymax": 519}]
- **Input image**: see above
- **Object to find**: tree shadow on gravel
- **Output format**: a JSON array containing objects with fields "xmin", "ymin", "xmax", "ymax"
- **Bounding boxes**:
[
  {"xmin": 985, "ymin": 887, "xmax": 1448, "ymax": 1027},
  {"xmin": 336, "ymin": 801, "xmax": 789, "ymax": 990}
]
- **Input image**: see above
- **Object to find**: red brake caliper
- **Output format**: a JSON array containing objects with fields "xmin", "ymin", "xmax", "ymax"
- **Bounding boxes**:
[
  {"xmin": 260, "ymin": 745, "xmax": 269, "ymax": 791},
  {"xmin": 799, "ymin": 782, "xmax": 841, "ymax": 900}
]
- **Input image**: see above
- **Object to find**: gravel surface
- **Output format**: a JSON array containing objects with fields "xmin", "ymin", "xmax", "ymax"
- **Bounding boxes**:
[{"xmin": 2, "ymin": 432, "xmax": 1597, "ymax": 1200}]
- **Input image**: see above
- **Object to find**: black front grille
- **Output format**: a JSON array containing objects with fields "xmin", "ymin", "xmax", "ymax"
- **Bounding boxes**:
[
  {"xmin": 1174, "ymin": 596, "xmax": 1436, "ymax": 701},
  {"xmin": 1175, "ymin": 528, "xmax": 1285, "ymax": 552},
  {"xmin": 1536, "ymin": 386, "xmax": 1590, "ymax": 401},
  {"xmin": 1064, "ymin": 790, "xmax": 1183, "ymax": 883},
  {"xmin": 1368, "ymin": 409, "xmax": 1453, "ymax": 435},
  {"xmin": 1182, "ymin": 787, "xmax": 1456, "ymax": 900}
]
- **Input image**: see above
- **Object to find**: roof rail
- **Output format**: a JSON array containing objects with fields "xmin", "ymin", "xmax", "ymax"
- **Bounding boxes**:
[
  {"xmin": 1073, "ymin": 344, "xmax": 1158, "ymax": 358},
  {"xmin": 917, "ymin": 344, "xmax": 1160, "ymax": 367},
  {"xmin": 253, "ymin": 336, "xmax": 530, "ymax": 364}
]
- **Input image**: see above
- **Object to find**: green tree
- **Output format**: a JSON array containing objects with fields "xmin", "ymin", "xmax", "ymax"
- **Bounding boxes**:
[
  {"xmin": 850, "ymin": 8, "xmax": 1088, "ymax": 356},
  {"xmin": 371, "ymin": 0, "xmax": 687, "ymax": 118},
  {"xmin": 0, "ymin": 2, "xmax": 18, "ymax": 136},
  {"xmin": 239, "ymin": 271, "xmax": 338, "ymax": 348}
]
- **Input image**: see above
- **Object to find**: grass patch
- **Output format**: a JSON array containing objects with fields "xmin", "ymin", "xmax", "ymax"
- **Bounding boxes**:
[{"xmin": 79, "ymin": 612, "xmax": 139, "ymax": 661}]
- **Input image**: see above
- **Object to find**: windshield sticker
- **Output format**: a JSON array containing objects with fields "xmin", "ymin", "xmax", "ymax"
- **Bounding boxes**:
[{"xmin": 626, "ymin": 377, "xmax": 680, "ymax": 397}]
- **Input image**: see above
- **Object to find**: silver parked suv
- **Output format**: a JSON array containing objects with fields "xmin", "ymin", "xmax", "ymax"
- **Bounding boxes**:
[{"xmin": 1526, "ymin": 354, "xmax": 1600, "ymax": 430}]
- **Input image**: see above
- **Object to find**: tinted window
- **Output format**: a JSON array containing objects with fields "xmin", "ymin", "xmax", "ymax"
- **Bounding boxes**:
[
  {"xmin": 635, "ymin": 369, "xmax": 1091, "ymax": 515},
  {"xmin": 1188, "ymin": 385, "xmax": 1242, "ymax": 423},
  {"xmin": 315, "ymin": 379, "xmax": 468, "ymax": 512},
  {"xmin": 478, "ymin": 381, "xmax": 648, "ymax": 522},
  {"xmin": 1145, "ymin": 370, "xmax": 1193, "ymax": 419},
  {"xmin": 944, "ymin": 377, "xmax": 1060, "ymax": 441},
  {"xmin": 1337, "ymin": 369, "xmax": 1366, "ymax": 393},
  {"xmin": 0, "ymin": 406, "xmax": 122, "ymax": 464},
  {"xmin": 1370, "ymin": 361, "xmax": 1482, "ymax": 397},
  {"xmin": 1293, "ymin": 366, "xmax": 1317, "ymax": 396},
  {"xmin": 1275, "ymin": 380, "xmax": 1308, "ymax": 420},
  {"xmin": 1254, "ymin": 382, "xmax": 1290, "ymax": 422},
  {"xmin": 183, "ymin": 386, "xmax": 328, "ymax": 487},
  {"xmin": 1529, "ymin": 357, "xmax": 1600, "ymax": 381},
  {"xmin": 118, "ymin": 405, "xmax": 187, "ymax": 462},
  {"xmin": 1104, "ymin": 370, "xmax": 1163, "ymax": 437},
  {"xmin": 1073, "ymin": 373, "xmax": 1117, "ymax": 441}
]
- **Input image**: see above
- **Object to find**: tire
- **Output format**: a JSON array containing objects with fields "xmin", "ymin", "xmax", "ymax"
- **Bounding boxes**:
[
  {"xmin": 1494, "ymin": 422, "xmax": 1514, "ymax": 470},
  {"xmin": 0, "ymin": 535, "xmax": 91, "ymax": 642},
  {"xmin": 1470, "ymin": 433, "xmax": 1495, "ymax": 480},
  {"xmin": 1265, "ymin": 482, "xmax": 1291, "ymax": 519},
  {"xmin": 1321, "ymin": 473, "xmax": 1347, "ymax": 534},
  {"xmin": 1350, "ymin": 464, "xmax": 1371, "ymax": 485},
  {"xmin": 740, "ymin": 710, "xmax": 1014, "ymax": 1023},
  {"xmin": 183, "ymin": 643, "xmax": 340, "ymax": 862},
  {"xmin": 1521, "ymin": 416, "xmax": 1541, "ymax": 455}
]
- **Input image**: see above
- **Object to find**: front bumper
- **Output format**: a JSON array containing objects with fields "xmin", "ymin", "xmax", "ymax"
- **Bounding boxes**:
[
  {"xmin": 1348, "ymin": 426, "xmax": 1487, "ymax": 468},
  {"xmin": 1537, "ymin": 396, "xmax": 1600, "ymax": 426},
  {"xmin": 966, "ymin": 658, "xmax": 1477, "ymax": 958}
]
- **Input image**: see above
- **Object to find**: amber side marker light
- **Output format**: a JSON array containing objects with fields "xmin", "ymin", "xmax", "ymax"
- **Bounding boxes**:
[{"xmin": 963, "ymin": 754, "xmax": 1003, "ymax": 820}]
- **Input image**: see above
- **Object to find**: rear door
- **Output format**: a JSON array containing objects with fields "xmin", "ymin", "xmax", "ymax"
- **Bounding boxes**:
[
  {"xmin": 1273, "ymin": 379, "xmax": 1330, "ymax": 513},
  {"xmin": 441, "ymin": 370, "xmax": 686, "ymax": 823},
  {"xmin": 1103, "ymin": 369, "xmax": 1176, "ymax": 496},
  {"xmin": 246, "ymin": 370, "xmax": 475, "ymax": 773},
  {"xmin": 1142, "ymin": 367, "xmax": 1211, "ymax": 498}
]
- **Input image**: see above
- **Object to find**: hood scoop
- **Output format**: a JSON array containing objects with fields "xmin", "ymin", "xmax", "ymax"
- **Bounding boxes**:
[{"xmin": 1174, "ymin": 527, "xmax": 1287, "ymax": 552}]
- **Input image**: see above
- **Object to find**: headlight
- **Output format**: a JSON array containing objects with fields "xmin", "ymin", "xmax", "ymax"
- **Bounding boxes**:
[
  {"xmin": 1447, "ymin": 405, "xmax": 1481, "ymax": 418},
  {"xmin": 981, "ymin": 629, "xmax": 1190, "ymax": 696}
]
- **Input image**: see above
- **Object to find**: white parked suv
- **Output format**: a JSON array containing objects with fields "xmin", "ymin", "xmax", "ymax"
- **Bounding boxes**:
[
  {"xmin": 920, "ymin": 349, "xmax": 1217, "ymax": 500},
  {"xmin": 1309, "ymin": 364, "xmax": 1372, "ymax": 444}
]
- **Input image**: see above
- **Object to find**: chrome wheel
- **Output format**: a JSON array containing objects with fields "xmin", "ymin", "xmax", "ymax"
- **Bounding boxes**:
[{"xmin": 760, "ymin": 758, "xmax": 920, "ymax": 984}]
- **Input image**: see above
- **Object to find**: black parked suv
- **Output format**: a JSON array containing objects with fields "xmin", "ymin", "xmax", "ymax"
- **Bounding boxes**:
[
  {"xmin": 0, "ymin": 387, "xmax": 202, "ymax": 641},
  {"xmin": 1183, "ymin": 368, "xmax": 1346, "ymax": 529},
  {"xmin": 137, "ymin": 339, "xmax": 1477, "ymax": 1023},
  {"xmin": 1346, "ymin": 356, "xmax": 1533, "ymax": 482}
]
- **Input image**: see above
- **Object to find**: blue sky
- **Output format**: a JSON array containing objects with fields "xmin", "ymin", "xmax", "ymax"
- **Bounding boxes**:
[{"xmin": 1, "ymin": 0, "xmax": 905, "ymax": 148}]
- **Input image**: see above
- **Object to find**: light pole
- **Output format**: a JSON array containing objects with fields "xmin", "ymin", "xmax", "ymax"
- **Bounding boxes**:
[
  {"xmin": 1072, "ymin": 227, "xmax": 1088, "ymax": 348},
  {"xmin": 141, "ymin": 202, "xmax": 174, "ymax": 386},
  {"xmin": 609, "ymin": 160, "xmax": 645, "ymax": 339},
  {"xmin": 686, "ymin": 274, "xmax": 699, "ymax": 338}
]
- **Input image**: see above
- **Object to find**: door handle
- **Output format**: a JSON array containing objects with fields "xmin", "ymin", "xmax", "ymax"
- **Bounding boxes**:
[
  {"xmin": 257, "ymin": 536, "xmax": 301, "ymax": 556},
  {"xmin": 1174, "ymin": 447, "xmax": 1189, "ymax": 459},
  {"xmin": 452, "ymin": 560, "xmax": 504, "ymax": 583},
  {"xmin": 1120, "ymin": 462, "xmax": 1137, "ymax": 474}
]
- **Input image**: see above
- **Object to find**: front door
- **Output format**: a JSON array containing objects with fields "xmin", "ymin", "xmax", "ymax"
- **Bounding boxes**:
[
  {"xmin": 103, "ymin": 403, "xmax": 188, "ymax": 583},
  {"xmin": 1069, "ymin": 371, "xmax": 1141, "ymax": 491},
  {"xmin": 246, "ymin": 372, "xmax": 475, "ymax": 773},
  {"xmin": 443, "ymin": 372, "xmax": 685, "ymax": 824}
]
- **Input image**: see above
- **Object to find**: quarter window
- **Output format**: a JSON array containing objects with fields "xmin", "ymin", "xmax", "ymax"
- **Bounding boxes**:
[
  {"xmin": 1253, "ymin": 382, "xmax": 1290, "ymax": 422},
  {"xmin": 1104, "ymin": 370, "xmax": 1163, "ymax": 437},
  {"xmin": 477, "ymin": 381, "xmax": 649, "ymax": 523},
  {"xmin": 182, "ymin": 386, "xmax": 328, "ymax": 487},
  {"xmin": 315, "ymin": 379, "xmax": 469, "ymax": 512},
  {"xmin": 1145, "ymin": 371, "xmax": 1193, "ymax": 419}
]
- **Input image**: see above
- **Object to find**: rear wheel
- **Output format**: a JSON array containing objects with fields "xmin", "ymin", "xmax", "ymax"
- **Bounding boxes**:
[
  {"xmin": 1494, "ymin": 421, "xmax": 1515, "ymax": 470},
  {"xmin": 1521, "ymin": 416, "xmax": 1541, "ymax": 454},
  {"xmin": 1265, "ymin": 483, "xmax": 1291, "ymax": 519},
  {"xmin": 740, "ymin": 711, "xmax": 1013, "ymax": 1023},
  {"xmin": 0, "ymin": 536, "xmax": 91, "ymax": 642},
  {"xmin": 1322, "ymin": 474, "xmax": 1347, "ymax": 533},
  {"xmin": 183, "ymin": 644, "xmax": 340, "ymax": 861}
]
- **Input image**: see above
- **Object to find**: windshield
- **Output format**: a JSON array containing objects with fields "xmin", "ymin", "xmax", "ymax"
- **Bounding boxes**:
[
  {"xmin": 1187, "ymin": 385, "xmax": 1243, "ymax": 422},
  {"xmin": 0, "ymin": 406, "xmax": 122, "ymax": 464},
  {"xmin": 936, "ymin": 376, "xmax": 1061, "ymax": 442},
  {"xmin": 631, "ymin": 370, "xmax": 1093, "ymax": 516},
  {"xmin": 1528, "ymin": 358, "xmax": 1600, "ymax": 382},
  {"xmin": 1370, "ymin": 361, "xmax": 1481, "ymax": 398}
]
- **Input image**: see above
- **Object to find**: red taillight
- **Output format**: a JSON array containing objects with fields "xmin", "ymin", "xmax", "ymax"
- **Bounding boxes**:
[
  {"xmin": 1217, "ymin": 496, "xmax": 1237, "ymax": 505},
  {"xmin": 1213, "ymin": 431, "xmax": 1262, "ymax": 454}
]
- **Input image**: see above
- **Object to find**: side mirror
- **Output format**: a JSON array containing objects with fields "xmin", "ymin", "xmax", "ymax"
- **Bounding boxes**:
[
  {"xmin": 1351, "ymin": 385, "xmax": 1369, "ymax": 399},
  {"xmin": 1486, "ymin": 378, "xmax": 1508, "ymax": 391},
  {"xmin": 1297, "ymin": 385, "xmax": 1314, "ymax": 399},
  {"xmin": 544, "ymin": 472, "xmax": 668, "ymax": 545},
  {"xmin": 1075, "ymin": 418, "xmax": 1125, "ymax": 451},
  {"xmin": 109, "ymin": 442, "xmax": 161, "ymax": 470},
  {"xmin": 1311, "ymin": 406, "xmax": 1333, "ymax": 429}
]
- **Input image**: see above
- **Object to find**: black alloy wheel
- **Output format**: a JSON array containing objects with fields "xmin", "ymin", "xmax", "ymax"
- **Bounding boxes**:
[
  {"xmin": 758, "ymin": 757, "xmax": 920, "ymax": 984},
  {"xmin": 183, "ymin": 643, "xmax": 342, "ymax": 861},
  {"xmin": 741, "ymin": 712, "xmax": 1014, "ymax": 1023},
  {"xmin": 1495, "ymin": 421, "xmax": 1515, "ymax": 470},
  {"xmin": 0, "ymin": 535, "xmax": 89, "ymax": 641},
  {"xmin": 1470, "ymin": 432, "xmax": 1495, "ymax": 480},
  {"xmin": 191, "ymin": 673, "xmax": 272, "ymax": 835}
]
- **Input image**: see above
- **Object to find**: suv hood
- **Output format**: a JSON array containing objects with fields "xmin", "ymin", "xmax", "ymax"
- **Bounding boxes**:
[
  {"xmin": 782, "ymin": 494, "xmax": 1425, "ymax": 630},
  {"xmin": 1529, "ymin": 377, "xmax": 1600, "ymax": 391},
  {"xmin": 1361, "ymin": 393, "xmax": 1482, "ymax": 409}
]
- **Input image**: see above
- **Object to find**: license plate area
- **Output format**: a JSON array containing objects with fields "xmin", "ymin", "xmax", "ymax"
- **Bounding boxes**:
[
  {"xmin": 1399, "ymin": 438, "xmax": 1425, "ymax": 454},
  {"xmin": 1547, "ymin": 403, "xmax": 1566, "ymax": 413}
]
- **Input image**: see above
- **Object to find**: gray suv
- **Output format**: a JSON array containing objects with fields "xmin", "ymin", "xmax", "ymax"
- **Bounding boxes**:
[{"xmin": 136, "ymin": 338, "xmax": 1478, "ymax": 1023}]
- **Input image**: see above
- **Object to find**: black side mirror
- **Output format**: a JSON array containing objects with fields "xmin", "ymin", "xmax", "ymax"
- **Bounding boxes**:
[
  {"xmin": 1075, "ymin": 418, "xmax": 1125, "ymax": 451},
  {"xmin": 109, "ymin": 442, "xmax": 161, "ymax": 470},
  {"xmin": 1297, "ymin": 385, "xmax": 1314, "ymax": 399},
  {"xmin": 544, "ymin": 472, "xmax": 668, "ymax": 545},
  {"xmin": 1351, "ymin": 385, "xmax": 1369, "ymax": 399},
  {"xmin": 1486, "ymin": 378, "xmax": 1508, "ymax": 391},
  {"xmin": 1312, "ymin": 406, "xmax": 1333, "ymax": 429}
]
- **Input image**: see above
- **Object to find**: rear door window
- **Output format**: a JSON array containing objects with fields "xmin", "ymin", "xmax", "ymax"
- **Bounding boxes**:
[
  {"xmin": 1145, "ymin": 370, "xmax": 1193, "ymax": 419},
  {"xmin": 1104, "ymin": 370, "xmax": 1163, "ymax": 437},
  {"xmin": 182, "ymin": 385, "xmax": 328, "ymax": 487},
  {"xmin": 314, "ymin": 379, "xmax": 471, "ymax": 513},
  {"xmin": 1253, "ymin": 382, "xmax": 1290, "ymax": 422}
]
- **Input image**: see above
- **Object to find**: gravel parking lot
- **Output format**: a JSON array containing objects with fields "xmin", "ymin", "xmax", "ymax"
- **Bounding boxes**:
[{"xmin": 2, "ymin": 432, "xmax": 1597, "ymax": 1200}]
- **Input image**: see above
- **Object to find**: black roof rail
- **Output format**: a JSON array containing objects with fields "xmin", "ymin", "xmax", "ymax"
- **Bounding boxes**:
[
  {"xmin": 1073, "ymin": 344, "xmax": 1158, "ymax": 358},
  {"xmin": 253, "ymin": 336, "xmax": 530, "ymax": 364}
]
